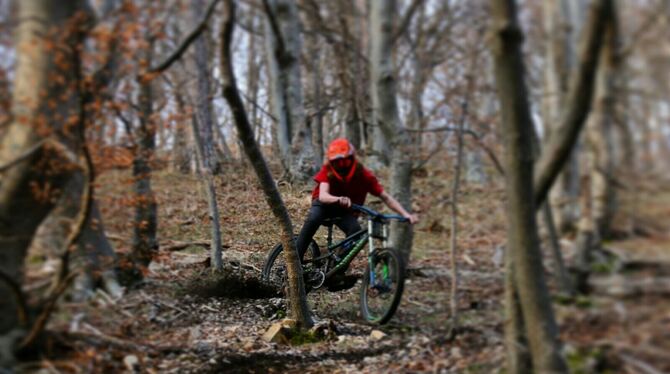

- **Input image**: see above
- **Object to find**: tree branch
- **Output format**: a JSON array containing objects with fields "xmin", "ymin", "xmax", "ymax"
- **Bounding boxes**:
[
  {"xmin": 390, "ymin": 0, "xmax": 424, "ymax": 45},
  {"xmin": 146, "ymin": 0, "xmax": 221, "ymax": 75},
  {"xmin": 262, "ymin": 0, "xmax": 287, "ymax": 59}
]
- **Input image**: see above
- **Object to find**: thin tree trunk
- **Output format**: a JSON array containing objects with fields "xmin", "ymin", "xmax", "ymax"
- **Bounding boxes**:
[
  {"xmin": 368, "ymin": 0, "xmax": 392, "ymax": 168},
  {"xmin": 172, "ymin": 91, "xmax": 193, "ymax": 174},
  {"xmin": 543, "ymin": 0, "xmax": 581, "ymax": 234},
  {"xmin": 574, "ymin": 7, "xmax": 618, "ymax": 290},
  {"xmin": 542, "ymin": 202, "xmax": 574, "ymax": 295},
  {"xmin": 490, "ymin": 0, "xmax": 568, "ymax": 372},
  {"xmin": 192, "ymin": 0, "xmax": 222, "ymax": 174},
  {"xmin": 447, "ymin": 101, "xmax": 464, "ymax": 336},
  {"xmin": 190, "ymin": 114, "xmax": 223, "ymax": 270},
  {"xmin": 132, "ymin": 46, "xmax": 159, "ymax": 270},
  {"xmin": 370, "ymin": 0, "xmax": 414, "ymax": 265},
  {"xmin": 220, "ymin": 0, "xmax": 312, "ymax": 328},
  {"xmin": 263, "ymin": 0, "xmax": 317, "ymax": 182},
  {"xmin": 534, "ymin": 0, "xmax": 613, "ymax": 209}
]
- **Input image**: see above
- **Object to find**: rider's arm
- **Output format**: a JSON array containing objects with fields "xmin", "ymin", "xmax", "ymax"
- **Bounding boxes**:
[
  {"xmin": 379, "ymin": 191, "xmax": 419, "ymax": 224},
  {"xmin": 318, "ymin": 182, "xmax": 351, "ymax": 207}
]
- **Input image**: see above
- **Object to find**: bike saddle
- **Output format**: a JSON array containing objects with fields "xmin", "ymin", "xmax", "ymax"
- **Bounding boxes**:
[{"xmin": 321, "ymin": 217, "xmax": 342, "ymax": 227}]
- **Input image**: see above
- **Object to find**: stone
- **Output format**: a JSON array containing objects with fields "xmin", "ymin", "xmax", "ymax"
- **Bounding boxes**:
[
  {"xmin": 370, "ymin": 330, "xmax": 387, "ymax": 341},
  {"xmin": 280, "ymin": 318, "xmax": 298, "ymax": 329},
  {"xmin": 262, "ymin": 323, "xmax": 290, "ymax": 344},
  {"xmin": 123, "ymin": 354, "xmax": 140, "ymax": 372}
]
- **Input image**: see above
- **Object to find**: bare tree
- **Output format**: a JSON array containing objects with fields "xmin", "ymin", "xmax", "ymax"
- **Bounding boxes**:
[
  {"xmin": 542, "ymin": 0, "xmax": 581, "ymax": 233},
  {"xmin": 220, "ymin": 0, "xmax": 313, "ymax": 328},
  {"xmin": 574, "ymin": 0, "xmax": 619, "ymax": 291},
  {"xmin": 190, "ymin": 0, "xmax": 223, "ymax": 270},
  {"xmin": 369, "ymin": 0, "xmax": 415, "ymax": 265},
  {"xmin": 127, "ymin": 0, "xmax": 220, "ymax": 278},
  {"xmin": 490, "ymin": 0, "xmax": 568, "ymax": 372},
  {"xmin": 263, "ymin": 0, "xmax": 317, "ymax": 182},
  {"xmin": 0, "ymin": 0, "xmax": 93, "ymax": 365}
]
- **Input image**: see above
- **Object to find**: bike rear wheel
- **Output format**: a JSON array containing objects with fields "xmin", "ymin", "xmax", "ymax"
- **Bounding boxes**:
[
  {"xmin": 359, "ymin": 248, "xmax": 405, "ymax": 324},
  {"xmin": 261, "ymin": 238, "xmax": 320, "ymax": 289}
]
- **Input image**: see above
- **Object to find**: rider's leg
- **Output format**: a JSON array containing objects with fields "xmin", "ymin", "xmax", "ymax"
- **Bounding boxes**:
[
  {"xmin": 295, "ymin": 201, "xmax": 327, "ymax": 262},
  {"xmin": 336, "ymin": 213, "xmax": 362, "ymax": 237},
  {"xmin": 331, "ymin": 213, "xmax": 362, "ymax": 277}
]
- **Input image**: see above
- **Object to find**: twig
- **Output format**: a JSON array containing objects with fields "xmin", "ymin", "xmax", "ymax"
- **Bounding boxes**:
[
  {"xmin": 390, "ymin": 0, "xmax": 425, "ymax": 45},
  {"xmin": 447, "ymin": 90, "xmax": 469, "ymax": 340},
  {"xmin": 406, "ymin": 125, "xmax": 478, "ymax": 136},
  {"xmin": 146, "ymin": 0, "xmax": 221, "ymax": 75},
  {"xmin": 409, "ymin": 124, "xmax": 505, "ymax": 176},
  {"xmin": 619, "ymin": 353, "xmax": 664, "ymax": 374}
]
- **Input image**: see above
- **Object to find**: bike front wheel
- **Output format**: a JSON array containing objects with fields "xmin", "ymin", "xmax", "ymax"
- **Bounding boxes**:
[{"xmin": 359, "ymin": 248, "xmax": 405, "ymax": 325}]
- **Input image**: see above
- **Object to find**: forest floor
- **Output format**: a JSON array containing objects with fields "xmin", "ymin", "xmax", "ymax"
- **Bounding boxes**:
[{"xmin": 20, "ymin": 161, "xmax": 670, "ymax": 373}]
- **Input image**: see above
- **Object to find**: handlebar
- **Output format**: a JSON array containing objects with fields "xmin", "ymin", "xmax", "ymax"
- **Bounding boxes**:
[{"xmin": 351, "ymin": 204, "xmax": 409, "ymax": 222}]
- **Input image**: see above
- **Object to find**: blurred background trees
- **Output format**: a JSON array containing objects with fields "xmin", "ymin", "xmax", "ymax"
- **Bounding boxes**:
[{"xmin": 1, "ymin": 0, "xmax": 669, "ymax": 369}]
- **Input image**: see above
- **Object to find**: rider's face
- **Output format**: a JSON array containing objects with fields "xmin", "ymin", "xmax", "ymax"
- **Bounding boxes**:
[{"xmin": 331, "ymin": 156, "xmax": 354, "ymax": 172}]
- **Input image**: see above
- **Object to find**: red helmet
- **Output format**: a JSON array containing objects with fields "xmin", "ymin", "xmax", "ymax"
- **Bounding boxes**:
[
  {"xmin": 327, "ymin": 138, "xmax": 357, "ymax": 182},
  {"xmin": 327, "ymin": 138, "xmax": 355, "ymax": 161}
]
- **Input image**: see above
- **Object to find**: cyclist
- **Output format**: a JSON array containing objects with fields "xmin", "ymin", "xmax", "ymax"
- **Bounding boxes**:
[{"xmin": 296, "ymin": 138, "xmax": 418, "ymax": 290}]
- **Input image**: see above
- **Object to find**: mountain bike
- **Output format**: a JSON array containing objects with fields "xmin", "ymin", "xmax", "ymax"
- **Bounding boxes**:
[{"xmin": 261, "ymin": 204, "xmax": 408, "ymax": 325}]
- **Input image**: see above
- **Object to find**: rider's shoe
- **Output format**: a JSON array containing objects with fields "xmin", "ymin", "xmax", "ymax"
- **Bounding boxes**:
[{"xmin": 326, "ymin": 274, "xmax": 358, "ymax": 292}]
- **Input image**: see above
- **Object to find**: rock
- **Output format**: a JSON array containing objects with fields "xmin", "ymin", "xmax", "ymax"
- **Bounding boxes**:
[
  {"xmin": 310, "ymin": 320, "xmax": 339, "ymax": 339},
  {"xmin": 243, "ymin": 341, "xmax": 255, "ymax": 351},
  {"xmin": 123, "ymin": 354, "xmax": 140, "ymax": 372},
  {"xmin": 370, "ymin": 330, "xmax": 387, "ymax": 341},
  {"xmin": 262, "ymin": 323, "xmax": 290, "ymax": 344},
  {"xmin": 280, "ymin": 318, "xmax": 298, "ymax": 329},
  {"xmin": 194, "ymin": 341, "xmax": 213, "ymax": 353},
  {"xmin": 189, "ymin": 326, "xmax": 202, "ymax": 342}
]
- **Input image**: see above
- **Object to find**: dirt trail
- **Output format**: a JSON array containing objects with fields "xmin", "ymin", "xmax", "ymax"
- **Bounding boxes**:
[{"xmin": 19, "ymin": 169, "xmax": 670, "ymax": 373}]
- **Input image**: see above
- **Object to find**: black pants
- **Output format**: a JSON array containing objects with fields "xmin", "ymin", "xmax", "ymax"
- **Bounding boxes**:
[{"xmin": 296, "ymin": 201, "xmax": 361, "ymax": 261}]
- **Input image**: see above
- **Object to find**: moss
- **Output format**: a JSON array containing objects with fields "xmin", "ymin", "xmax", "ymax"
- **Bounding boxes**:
[
  {"xmin": 574, "ymin": 295, "xmax": 593, "ymax": 309},
  {"xmin": 553, "ymin": 293, "xmax": 575, "ymax": 305},
  {"xmin": 566, "ymin": 347, "xmax": 616, "ymax": 374},
  {"xmin": 591, "ymin": 261, "xmax": 615, "ymax": 274},
  {"xmin": 288, "ymin": 329, "xmax": 322, "ymax": 345}
]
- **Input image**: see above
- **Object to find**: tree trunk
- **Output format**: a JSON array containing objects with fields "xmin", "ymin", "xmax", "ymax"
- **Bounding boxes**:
[
  {"xmin": 172, "ymin": 91, "xmax": 193, "ymax": 174},
  {"xmin": 368, "ymin": 0, "xmax": 393, "ymax": 168},
  {"xmin": 190, "ymin": 113, "xmax": 223, "ymax": 270},
  {"xmin": 189, "ymin": 0, "xmax": 224, "ymax": 270},
  {"xmin": 370, "ymin": 0, "xmax": 415, "ymax": 265},
  {"xmin": 220, "ymin": 0, "xmax": 312, "ymax": 328},
  {"xmin": 533, "ymin": 0, "xmax": 613, "ymax": 209},
  {"xmin": 192, "ymin": 0, "xmax": 223, "ymax": 174},
  {"xmin": 0, "ymin": 0, "xmax": 91, "ymax": 365},
  {"xmin": 543, "ymin": 0, "xmax": 581, "ymax": 234},
  {"xmin": 586, "ymin": 8, "xmax": 618, "ymax": 239},
  {"xmin": 490, "ymin": 0, "xmax": 568, "ymax": 372},
  {"xmin": 131, "ymin": 48, "xmax": 159, "ymax": 270},
  {"xmin": 264, "ymin": 0, "xmax": 317, "ymax": 182},
  {"xmin": 574, "ymin": 9, "xmax": 618, "ymax": 290}
]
